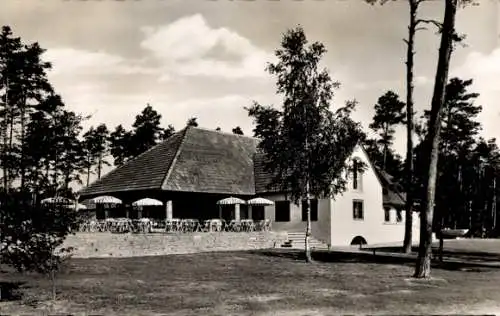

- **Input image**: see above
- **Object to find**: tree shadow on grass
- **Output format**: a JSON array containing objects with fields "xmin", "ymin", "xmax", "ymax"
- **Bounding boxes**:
[
  {"xmin": 249, "ymin": 249, "xmax": 500, "ymax": 272},
  {"xmin": 0, "ymin": 281, "xmax": 26, "ymax": 301},
  {"xmin": 364, "ymin": 246, "xmax": 500, "ymax": 262}
]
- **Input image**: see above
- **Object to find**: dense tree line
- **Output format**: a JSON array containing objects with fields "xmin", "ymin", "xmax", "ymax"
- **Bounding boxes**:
[{"xmin": 365, "ymin": 77, "xmax": 500, "ymax": 239}]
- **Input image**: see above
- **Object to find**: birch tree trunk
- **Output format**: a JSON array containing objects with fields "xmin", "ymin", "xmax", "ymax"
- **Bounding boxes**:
[
  {"xmin": 414, "ymin": 0, "xmax": 458, "ymax": 279},
  {"xmin": 305, "ymin": 179, "xmax": 312, "ymax": 263}
]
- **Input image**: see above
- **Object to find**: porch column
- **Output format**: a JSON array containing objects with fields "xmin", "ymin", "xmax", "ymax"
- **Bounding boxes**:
[
  {"xmin": 125, "ymin": 208, "xmax": 130, "ymax": 219},
  {"xmin": 248, "ymin": 205, "xmax": 253, "ymax": 220},
  {"xmin": 389, "ymin": 208, "xmax": 396, "ymax": 223},
  {"xmin": 104, "ymin": 208, "xmax": 109, "ymax": 219},
  {"xmin": 235, "ymin": 204, "xmax": 241, "ymax": 221},
  {"xmin": 166, "ymin": 200, "xmax": 173, "ymax": 220},
  {"xmin": 138, "ymin": 207, "xmax": 142, "ymax": 219},
  {"xmin": 218, "ymin": 205, "xmax": 222, "ymax": 219}
]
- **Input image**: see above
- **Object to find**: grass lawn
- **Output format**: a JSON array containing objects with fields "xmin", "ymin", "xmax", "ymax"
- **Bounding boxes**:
[{"xmin": 1, "ymin": 246, "xmax": 500, "ymax": 315}]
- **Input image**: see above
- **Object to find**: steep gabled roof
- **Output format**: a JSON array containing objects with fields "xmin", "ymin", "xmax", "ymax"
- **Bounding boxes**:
[
  {"xmin": 374, "ymin": 168, "xmax": 406, "ymax": 208},
  {"xmin": 79, "ymin": 128, "xmax": 187, "ymax": 196},
  {"xmin": 79, "ymin": 127, "xmax": 258, "ymax": 197},
  {"xmin": 161, "ymin": 127, "xmax": 258, "ymax": 195},
  {"xmin": 254, "ymin": 151, "xmax": 284, "ymax": 194}
]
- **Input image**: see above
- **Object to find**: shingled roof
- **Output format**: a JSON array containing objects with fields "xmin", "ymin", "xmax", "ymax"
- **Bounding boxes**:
[
  {"xmin": 79, "ymin": 127, "xmax": 259, "ymax": 197},
  {"xmin": 254, "ymin": 152, "xmax": 285, "ymax": 194},
  {"xmin": 161, "ymin": 127, "xmax": 258, "ymax": 194},
  {"xmin": 374, "ymin": 168, "xmax": 406, "ymax": 208}
]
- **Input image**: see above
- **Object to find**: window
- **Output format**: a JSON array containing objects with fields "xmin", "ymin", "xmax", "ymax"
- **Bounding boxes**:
[
  {"xmin": 251, "ymin": 206, "xmax": 265, "ymax": 221},
  {"xmin": 275, "ymin": 201, "xmax": 290, "ymax": 222},
  {"xmin": 353, "ymin": 200, "xmax": 364, "ymax": 220},
  {"xmin": 384, "ymin": 207, "xmax": 390, "ymax": 222},
  {"xmin": 301, "ymin": 199, "xmax": 318, "ymax": 222},
  {"xmin": 396, "ymin": 209, "xmax": 403, "ymax": 222},
  {"xmin": 352, "ymin": 159, "xmax": 363, "ymax": 190}
]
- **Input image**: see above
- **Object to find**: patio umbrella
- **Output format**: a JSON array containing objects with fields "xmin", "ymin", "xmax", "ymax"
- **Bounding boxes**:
[
  {"xmin": 246, "ymin": 197, "xmax": 274, "ymax": 206},
  {"xmin": 216, "ymin": 197, "xmax": 245, "ymax": 222},
  {"xmin": 41, "ymin": 196, "xmax": 74, "ymax": 205},
  {"xmin": 81, "ymin": 199, "xmax": 97, "ymax": 209},
  {"xmin": 92, "ymin": 195, "xmax": 122, "ymax": 204},
  {"xmin": 64, "ymin": 203, "xmax": 87, "ymax": 210},
  {"xmin": 216, "ymin": 197, "xmax": 246, "ymax": 205},
  {"xmin": 132, "ymin": 198, "xmax": 163, "ymax": 207}
]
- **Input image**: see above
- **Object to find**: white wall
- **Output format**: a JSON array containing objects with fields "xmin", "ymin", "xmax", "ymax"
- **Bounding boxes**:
[
  {"xmin": 311, "ymin": 198, "xmax": 332, "ymax": 245},
  {"xmin": 330, "ymin": 145, "xmax": 420, "ymax": 246},
  {"xmin": 262, "ymin": 193, "xmax": 303, "ymax": 232},
  {"xmin": 261, "ymin": 193, "xmax": 331, "ymax": 245}
]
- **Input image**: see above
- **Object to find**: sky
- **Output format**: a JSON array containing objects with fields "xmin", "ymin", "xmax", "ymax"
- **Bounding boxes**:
[{"xmin": 1, "ymin": 0, "xmax": 499, "ymax": 187}]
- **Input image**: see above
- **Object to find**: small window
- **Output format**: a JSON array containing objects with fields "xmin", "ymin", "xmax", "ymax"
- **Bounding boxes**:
[
  {"xmin": 352, "ymin": 159, "xmax": 363, "ymax": 190},
  {"xmin": 396, "ymin": 209, "xmax": 403, "ymax": 222},
  {"xmin": 353, "ymin": 200, "xmax": 364, "ymax": 220},
  {"xmin": 301, "ymin": 199, "xmax": 318, "ymax": 222},
  {"xmin": 384, "ymin": 207, "xmax": 390, "ymax": 222},
  {"xmin": 275, "ymin": 201, "xmax": 290, "ymax": 222}
]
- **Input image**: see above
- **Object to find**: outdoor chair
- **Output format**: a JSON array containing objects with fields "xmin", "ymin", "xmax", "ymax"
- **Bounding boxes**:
[
  {"xmin": 139, "ymin": 218, "xmax": 152, "ymax": 233},
  {"xmin": 228, "ymin": 220, "xmax": 242, "ymax": 232},
  {"xmin": 95, "ymin": 220, "xmax": 106, "ymax": 232},
  {"xmin": 256, "ymin": 219, "xmax": 271, "ymax": 231},
  {"xmin": 153, "ymin": 220, "xmax": 166, "ymax": 230},
  {"xmin": 212, "ymin": 219, "xmax": 223, "ymax": 232},
  {"xmin": 165, "ymin": 218, "xmax": 181, "ymax": 233},
  {"xmin": 105, "ymin": 218, "xmax": 116, "ymax": 232},
  {"xmin": 181, "ymin": 219, "xmax": 196, "ymax": 233},
  {"xmin": 202, "ymin": 220, "xmax": 211, "ymax": 232},
  {"xmin": 79, "ymin": 221, "xmax": 89, "ymax": 232},
  {"xmin": 203, "ymin": 219, "xmax": 222, "ymax": 232},
  {"xmin": 241, "ymin": 219, "xmax": 255, "ymax": 232}
]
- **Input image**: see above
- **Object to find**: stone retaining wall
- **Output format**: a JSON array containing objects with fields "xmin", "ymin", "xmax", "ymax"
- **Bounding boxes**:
[{"xmin": 62, "ymin": 232, "xmax": 288, "ymax": 258}]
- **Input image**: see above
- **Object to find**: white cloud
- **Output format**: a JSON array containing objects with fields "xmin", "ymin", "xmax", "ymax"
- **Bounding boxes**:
[
  {"xmin": 414, "ymin": 76, "xmax": 430, "ymax": 86},
  {"xmin": 453, "ymin": 48, "xmax": 500, "ymax": 92},
  {"xmin": 452, "ymin": 48, "xmax": 500, "ymax": 142},
  {"xmin": 43, "ymin": 48, "xmax": 156, "ymax": 76},
  {"xmin": 140, "ymin": 14, "xmax": 274, "ymax": 79}
]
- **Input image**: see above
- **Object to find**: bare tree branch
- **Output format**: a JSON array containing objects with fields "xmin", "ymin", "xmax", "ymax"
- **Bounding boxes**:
[{"xmin": 416, "ymin": 19, "xmax": 443, "ymax": 30}]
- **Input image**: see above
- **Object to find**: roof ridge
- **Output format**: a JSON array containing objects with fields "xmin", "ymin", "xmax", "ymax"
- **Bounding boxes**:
[
  {"xmin": 188, "ymin": 125, "xmax": 260, "ymax": 141},
  {"xmin": 160, "ymin": 127, "xmax": 189, "ymax": 189}
]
